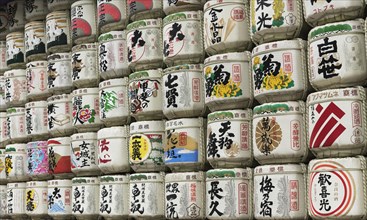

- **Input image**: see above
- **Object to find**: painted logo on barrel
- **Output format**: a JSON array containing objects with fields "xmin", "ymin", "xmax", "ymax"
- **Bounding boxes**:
[
  {"xmin": 309, "ymin": 102, "xmax": 346, "ymax": 149},
  {"xmin": 255, "ymin": 117, "xmax": 282, "ymax": 155},
  {"xmin": 309, "ymin": 161, "xmax": 356, "ymax": 217}
]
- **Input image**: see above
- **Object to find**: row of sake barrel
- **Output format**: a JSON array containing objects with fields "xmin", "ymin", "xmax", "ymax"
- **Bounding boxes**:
[
  {"xmin": 3, "ymin": 17, "xmax": 367, "ymax": 106},
  {"xmin": 1, "ymin": 159, "xmax": 366, "ymax": 220},
  {"xmin": 1, "ymin": 86, "xmax": 366, "ymax": 180}
]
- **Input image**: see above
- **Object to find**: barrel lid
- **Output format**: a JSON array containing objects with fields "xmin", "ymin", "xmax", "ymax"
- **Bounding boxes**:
[
  {"xmin": 25, "ymin": 21, "xmax": 45, "ymax": 30},
  {"xmin": 25, "ymin": 101, "xmax": 48, "ymax": 109},
  {"xmin": 99, "ymin": 77, "xmax": 128, "ymax": 89},
  {"xmin": 6, "ymin": 31, "xmax": 23, "ymax": 39},
  {"xmin": 163, "ymin": 64, "xmax": 203, "ymax": 75},
  {"xmin": 204, "ymin": 0, "xmax": 246, "ymax": 11},
  {"xmin": 4, "ymin": 69, "xmax": 26, "ymax": 78},
  {"xmin": 7, "ymin": 107, "xmax": 25, "ymax": 115},
  {"xmin": 48, "ymin": 179, "xmax": 72, "ymax": 186},
  {"xmin": 165, "ymin": 172, "xmax": 205, "ymax": 182},
  {"xmin": 26, "ymin": 60, "xmax": 48, "ymax": 68},
  {"xmin": 309, "ymin": 157, "xmax": 364, "ymax": 172},
  {"xmin": 252, "ymin": 38, "xmax": 306, "ymax": 56},
  {"xmin": 98, "ymin": 126, "xmax": 129, "ymax": 139},
  {"xmin": 27, "ymin": 140, "xmax": 48, "ymax": 149},
  {"xmin": 127, "ymin": 18, "xmax": 162, "ymax": 31},
  {"xmin": 47, "ymin": 94, "xmax": 72, "ymax": 103},
  {"xmin": 130, "ymin": 172, "xmax": 164, "ymax": 182},
  {"xmin": 26, "ymin": 181, "xmax": 48, "ymax": 188},
  {"xmin": 72, "ymin": 43, "xmax": 97, "ymax": 52},
  {"xmin": 72, "ymin": 87, "xmax": 99, "ymax": 96},
  {"xmin": 129, "ymin": 69, "xmax": 163, "ymax": 81},
  {"xmin": 47, "ymin": 53, "xmax": 71, "ymax": 62},
  {"xmin": 163, "ymin": 11, "xmax": 202, "ymax": 25},
  {"xmin": 72, "ymin": 177, "xmax": 100, "ymax": 185},
  {"xmin": 46, "ymin": 10, "xmax": 70, "ymax": 19},
  {"xmin": 309, "ymin": 19, "xmax": 365, "ymax": 42},
  {"xmin": 204, "ymin": 51, "xmax": 251, "ymax": 64},
  {"xmin": 253, "ymin": 101, "xmax": 305, "ymax": 116},
  {"xmin": 206, "ymin": 168, "xmax": 252, "ymax": 179},
  {"xmin": 5, "ymin": 144, "xmax": 27, "ymax": 153},
  {"xmin": 100, "ymin": 175, "xmax": 129, "ymax": 184},
  {"xmin": 47, "ymin": 137, "xmax": 71, "ymax": 146},
  {"xmin": 208, "ymin": 109, "xmax": 252, "ymax": 123},
  {"xmin": 71, "ymin": 132, "xmax": 97, "ymax": 141},
  {"xmin": 254, "ymin": 164, "xmax": 306, "ymax": 176},
  {"xmin": 7, "ymin": 182, "xmax": 26, "ymax": 188},
  {"xmin": 98, "ymin": 31, "xmax": 126, "ymax": 42},
  {"xmin": 307, "ymin": 87, "xmax": 365, "ymax": 105},
  {"xmin": 130, "ymin": 120, "xmax": 165, "ymax": 133},
  {"xmin": 166, "ymin": 117, "xmax": 204, "ymax": 130}
]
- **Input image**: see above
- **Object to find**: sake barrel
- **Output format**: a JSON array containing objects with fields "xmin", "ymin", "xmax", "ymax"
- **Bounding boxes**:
[
  {"xmin": 71, "ymin": 43, "xmax": 99, "ymax": 88},
  {"xmin": 6, "ymin": 107, "xmax": 27, "ymax": 143},
  {"xmin": 5, "ymin": 144, "xmax": 29, "ymax": 182},
  {"xmin": 97, "ymin": 0, "xmax": 128, "ymax": 33},
  {"xmin": 163, "ymin": 11, "xmax": 205, "ymax": 67},
  {"xmin": 129, "ymin": 69, "xmax": 164, "ymax": 120},
  {"xmin": 165, "ymin": 172, "xmax": 205, "ymax": 219},
  {"xmin": 126, "ymin": 19, "xmax": 164, "ymax": 71},
  {"xmin": 71, "ymin": 177, "xmax": 100, "ymax": 220},
  {"xmin": 128, "ymin": 0, "xmax": 164, "ymax": 21},
  {"xmin": 206, "ymin": 168, "xmax": 253, "ymax": 219},
  {"xmin": 72, "ymin": 88, "xmax": 103, "ymax": 132},
  {"xmin": 129, "ymin": 120, "xmax": 166, "ymax": 172},
  {"xmin": 129, "ymin": 172, "xmax": 165, "ymax": 219},
  {"xmin": 70, "ymin": 132, "xmax": 101, "ymax": 176},
  {"xmin": 99, "ymin": 78, "xmax": 130, "ymax": 126},
  {"xmin": 71, "ymin": 0, "xmax": 97, "ymax": 45},
  {"xmin": 25, "ymin": 0, "xmax": 48, "ymax": 21},
  {"xmin": 4, "ymin": 69, "xmax": 27, "ymax": 107},
  {"xmin": 26, "ymin": 141, "xmax": 50, "ymax": 180},
  {"xmin": 24, "ymin": 21, "xmax": 47, "ymax": 62},
  {"xmin": 254, "ymin": 164, "xmax": 307, "ymax": 219},
  {"xmin": 46, "ymin": 11, "xmax": 72, "ymax": 54},
  {"xmin": 165, "ymin": 118, "xmax": 206, "ymax": 172},
  {"xmin": 250, "ymin": 0, "xmax": 306, "ymax": 44},
  {"xmin": 307, "ymin": 87, "xmax": 367, "ymax": 158},
  {"xmin": 97, "ymin": 126, "xmax": 130, "ymax": 174},
  {"xmin": 7, "ymin": 0, "xmax": 25, "ymax": 32},
  {"xmin": 98, "ymin": 31, "xmax": 129, "ymax": 80},
  {"xmin": 47, "ymin": 53, "xmax": 73, "ymax": 95},
  {"xmin": 308, "ymin": 19, "xmax": 367, "ymax": 91},
  {"xmin": 47, "ymin": 179, "xmax": 72, "ymax": 219},
  {"xmin": 303, "ymin": 0, "xmax": 365, "ymax": 27},
  {"xmin": 207, "ymin": 109, "xmax": 253, "ymax": 168},
  {"xmin": 26, "ymin": 60, "xmax": 50, "ymax": 101},
  {"xmin": 204, "ymin": 52, "xmax": 253, "ymax": 111},
  {"xmin": 308, "ymin": 156, "xmax": 367, "ymax": 219},
  {"xmin": 6, "ymin": 32, "xmax": 25, "ymax": 69},
  {"xmin": 7, "ymin": 182, "xmax": 26, "ymax": 218},
  {"xmin": 25, "ymin": 101, "xmax": 49, "ymax": 140},
  {"xmin": 253, "ymin": 101, "xmax": 309, "ymax": 164},
  {"xmin": 47, "ymin": 137, "xmax": 74, "ymax": 179},
  {"xmin": 47, "ymin": 94, "xmax": 74, "ymax": 137},
  {"xmin": 252, "ymin": 39, "xmax": 309, "ymax": 104},
  {"xmin": 25, "ymin": 181, "xmax": 48, "ymax": 217},
  {"xmin": 99, "ymin": 175, "xmax": 129, "ymax": 219},
  {"xmin": 163, "ymin": 64, "xmax": 206, "ymax": 119},
  {"xmin": 204, "ymin": 0, "xmax": 252, "ymax": 55}
]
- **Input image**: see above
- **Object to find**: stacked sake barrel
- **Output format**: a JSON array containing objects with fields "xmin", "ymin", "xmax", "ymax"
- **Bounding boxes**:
[{"xmin": 303, "ymin": 1, "xmax": 367, "ymax": 219}]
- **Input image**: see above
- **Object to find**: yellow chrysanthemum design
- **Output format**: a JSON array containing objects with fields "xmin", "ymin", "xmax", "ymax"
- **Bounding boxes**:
[
  {"xmin": 205, "ymin": 67, "xmax": 212, "ymax": 76},
  {"xmin": 213, "ymin": 81, "xmax": 241, "ymax": 98},
  {"xmin": 262, "ymin": 68, "xmax": 293, "ymax": 90},
  {"xmin": 253, "ymin": 56, "xmax": 261, "ymax": 65}
]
